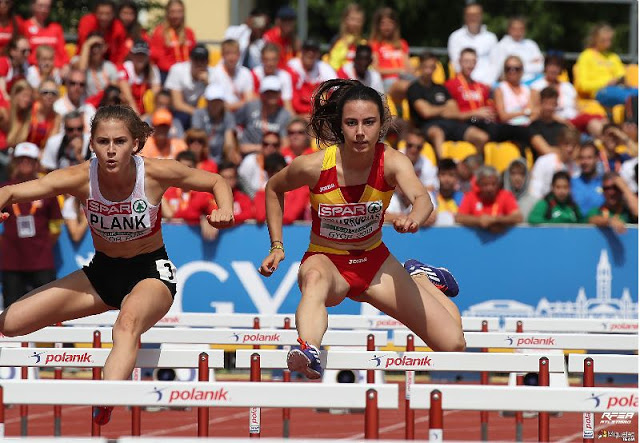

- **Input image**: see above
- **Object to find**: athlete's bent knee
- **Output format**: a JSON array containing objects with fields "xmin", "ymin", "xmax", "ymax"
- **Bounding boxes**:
[
  {"xmin": 299, "ymin": 268, "xmax": 327, "ymax": 293},
  {"xmin": 113, "ymin": 312, "xmax": 141, "ymax": 338}
]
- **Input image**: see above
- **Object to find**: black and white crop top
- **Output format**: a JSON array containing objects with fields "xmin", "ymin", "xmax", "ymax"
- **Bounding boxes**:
[{"xmin": 82, "ymin": 156, "xmax": 161, "ymax": 243}]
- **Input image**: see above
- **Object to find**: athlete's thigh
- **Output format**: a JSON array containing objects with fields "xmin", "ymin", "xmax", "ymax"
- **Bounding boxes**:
[
  {"xmin": 117, "ymin": 279, "xmax": 174, "ymax": 334},
  {"xmin": 363, "ymin": 254, "xmax": 460, "ymax": 349},
  {"xmin": 0, "ymin": 270, "xmax": 111, "ymax": 336},
  {"xmin": 297, "ymin": 254, "xmax": 350, "ymax": 308}
]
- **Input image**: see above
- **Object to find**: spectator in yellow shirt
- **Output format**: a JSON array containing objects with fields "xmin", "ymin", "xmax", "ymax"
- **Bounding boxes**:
[{"xmin": 574, "ymin": 23, "xmax": 637, "ymax": 107}]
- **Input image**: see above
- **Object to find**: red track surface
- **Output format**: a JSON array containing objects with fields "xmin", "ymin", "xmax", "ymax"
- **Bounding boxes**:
[{"xmin": 4, "ymin": 382, "xmax": 637, "ymax": 441}]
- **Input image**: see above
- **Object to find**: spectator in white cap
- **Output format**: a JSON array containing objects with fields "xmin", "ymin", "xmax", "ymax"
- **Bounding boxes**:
[
  {"xmin": 192, "ymin": 83, "xmax": 238, "ymax": 164},
  {"xmin": 1, "ymin": 141, "xmax": 63, "ymax": 308},
  {"xmin": 118, "ymin": 39, "xmax": 162, "ymax": 115},
  {"xmin": 251, "ymin": 43, "xmax": 294, "ymax": 114},
  {"xmin": 235, "ymin": 75, "xmax": 291, "ymax": 156}
]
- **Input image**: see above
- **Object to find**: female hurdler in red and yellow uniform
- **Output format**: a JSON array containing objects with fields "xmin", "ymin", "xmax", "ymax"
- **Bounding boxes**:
[{"xmin": 260, "ymin": 79, "xmax": 465, "ymax": 379}]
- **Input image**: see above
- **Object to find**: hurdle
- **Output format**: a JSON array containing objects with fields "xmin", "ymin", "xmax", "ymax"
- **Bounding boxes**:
[
  {"xmin": 236, "ymin": 349, "xmax": 566, "ymax": 440},
  {"xmin": 505, "ymin": 317, "xmax": 638, "ymax": 334},
  {"xmin": 0, "ymin": 347, "xmax": 224, "ymax": 437},
  {"xmin": 393, "ymin": 330, "xmax": 639, "ymax": 350},
  {"xmin": 0, "ymin": 327, "xmax": 388, "ymax": 347},
  {"xmin": 568, "ymin": 354, "xmax": 639, "ymax": 443},
  {"xmin": 0, "ymin": 380, "xmax": 398, "ymax": 439},
  {"xmin": 410, "ymin": 384, "xmax": 639, "ymax": 442},
  {"xmin": 64, "ymin": 312, "xmax": 500, "ymax": 332}
]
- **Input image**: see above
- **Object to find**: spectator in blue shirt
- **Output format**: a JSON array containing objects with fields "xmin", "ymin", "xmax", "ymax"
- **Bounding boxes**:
[{"xmin": 572, "ymin": 142, "xmax": 604, "ymax": 215}]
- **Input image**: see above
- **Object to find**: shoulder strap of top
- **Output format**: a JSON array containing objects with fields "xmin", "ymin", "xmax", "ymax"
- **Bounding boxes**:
[
  {"xmin": 321, "ymin": 145, "xmax": 337, "ymax": 171},
  {"xmin": 88, "ymin": 157, "xmax": 98, "ymax": 198},
  {"xmin": 133, "ymin": 155, "xmax": 145, "ymax": 197}
]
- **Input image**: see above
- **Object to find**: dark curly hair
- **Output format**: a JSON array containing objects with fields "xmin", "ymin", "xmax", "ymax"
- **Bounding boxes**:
[
  {"xmin": 90, "ymin": 105, "xmax": 154, "ymax": 154},
  {"xmin": 309, "ymin": 79, "xmax": 392, "ymax": 147}
]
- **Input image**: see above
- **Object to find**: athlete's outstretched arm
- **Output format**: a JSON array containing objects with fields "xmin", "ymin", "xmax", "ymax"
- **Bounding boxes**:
[
  {"xmin": 0, "ymin": 164, "xmax": 86, "ymax": 222},
  {"xmin": 259, "ymin": 154, "xmax": 319, "ymax": 277},
  {"xmin": 387, "ymin": 149, "xmax": 434, "ymax": 233},
  {"xmin": 151, "ymin": 158, "xmax": 234, "ymax": 228}
]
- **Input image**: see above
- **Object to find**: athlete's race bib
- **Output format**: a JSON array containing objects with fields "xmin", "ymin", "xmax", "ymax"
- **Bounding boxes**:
[
  {"xmin": 317, "ymin": 201, "xmax": 383, "ymax": 241},
  {"xmin": 85, "ymin": 198, "xmax": 151, "ymax": 242}
]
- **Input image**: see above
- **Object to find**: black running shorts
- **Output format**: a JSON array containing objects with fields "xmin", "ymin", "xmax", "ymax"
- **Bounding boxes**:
[{"xmin": 83, "ymin": 246, "xmax": 177, "ymax": 308}]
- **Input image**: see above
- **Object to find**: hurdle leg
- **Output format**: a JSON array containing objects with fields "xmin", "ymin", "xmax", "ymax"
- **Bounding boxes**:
[
  {"xmin": 282, "ymin": 317, "xmax": 291, "ymax": 438},
  {"xmin": 538, "ymin": 357, "xmax": 550, "ymax": 442},
  {"xmin": 131, "ymin": 338, "xmax": 142, "ymax": 436},
  {"xmin": 20, "ymin": 342, "xmax": 28, "ymax": 436},
  {"xmin": 583, "ymin": 358, "xmax": 595, "ymax": 443},
  {"xmin": 428, "ymin": 389, "xmax": 443, "ymax": 442},
  {"xmin": 53, "ymin": 363, "xmax": 62, "ymax": 436},
  {"xmin": 198, "ymin": 353, "xmax": 210, "ymax": 437},
  {"xmin": 91, "ymin": 331, "xmax": 102, "ymax": 437},
  {"xmin": 364, "ymin": 389, "xmax": 378, "ymax": 439},
  {"xmin": 515, "ymin": 374, "xmax": 524, "ymax": 442},
  {"xmin": 249, "ymin": 354, "xmax": 261, "ymax": 438},
  {"xmin": 0, "ymin": 386, "xmax": 4, "ymax": 438},
  {"xmin": 366, "ymin": 334, "xmax": 375, "ymax": 383},
  {"xmin": 405, "ymin": 334, "xmax": 415, "ymax": 440},
  {"xmin": 480, "ymin": 320, "xmax": 489, "ymax": 441}
]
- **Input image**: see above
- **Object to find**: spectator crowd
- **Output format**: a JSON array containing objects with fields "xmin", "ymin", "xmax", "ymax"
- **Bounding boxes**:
[{"xmin": 0, "ymin": 1, "xmax": 637, "ymax": 272}]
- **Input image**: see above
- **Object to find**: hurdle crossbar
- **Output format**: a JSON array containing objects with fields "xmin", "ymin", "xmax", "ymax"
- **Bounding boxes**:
[
  {"xmin": 504, "ymin": 318, "xmax": 638, "ymax": 334},
  {"xmin": 0, "ymin": 328, "xmax": 388, "ymax": 346},
  {"xmin": 234, "ymin": 350, "xmax": 566, "ymax": 372},
  {"xmin": 0, "ymin": 380, "xmax": 398, "ymax": 409},
  {"xmin": 63, "ymin": 313, "xmax": 499, "ymax": 332},
  {"xmin": 393, "ymin": 331, "xmax": 638, "ymax": 350},
  {"xmin": 568, "ymin": 354, "xmax": 639, "ymax": 374},
  {"xmin": 0, "ymin": 348, "xmax": 224, "ymax": 368},
  {"xmin": 410, "ymin": 385, "xmax": 638, "ymax": 412}
]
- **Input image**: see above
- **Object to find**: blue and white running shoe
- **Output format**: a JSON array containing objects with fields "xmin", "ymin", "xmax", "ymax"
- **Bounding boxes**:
[
  {"xmin": 287, "ymin": 338, "xmax": 323, "ymax": 379},
  {"xmin": 403, "ymin": 259, "xmax": 460, "ymax": 297}
]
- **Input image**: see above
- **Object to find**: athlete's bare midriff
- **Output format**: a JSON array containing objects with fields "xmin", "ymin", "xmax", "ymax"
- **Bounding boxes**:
[
  {"xmin": 309, "ymin": 230, "xmax": 383, "ymax": 252},
  {"xmin": 92, "ymin": 230, "xmax": 165, "ymax": 258}
]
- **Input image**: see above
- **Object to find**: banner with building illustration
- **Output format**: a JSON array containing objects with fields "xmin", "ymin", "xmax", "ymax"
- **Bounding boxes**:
[{"xmin": 52, "ymin": 224, "xmax": 638, "ymax": 319}]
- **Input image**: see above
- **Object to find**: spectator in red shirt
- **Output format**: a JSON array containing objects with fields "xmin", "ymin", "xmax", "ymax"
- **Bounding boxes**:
[
  {"xmin": 149, "ymin": 0, "xmax": 196, "ymax": 81},
  {"xmin": 76, "ymin": 0, "xmax": 128, "ymax": 67},
  {"xmin": 0, "ymin": 0, "xmax": 23, "ymax": 53},
  {"xmin": 118, "ymin": 0, "xmax": 149, "ymax": 58},
  {"xmin": 161, "ymin": 150, "xmax": 218, "ymax": 241},
  {"xmin": 184, "ymin": 128, "xmax": 217, "ymax": 173},
  {"xmin": 456, "ymin": 165, "xmax": 523, "ymax": 232},
  {"xmin": 217, "ymin": 161, "xmax": 254, "ymax": 224},
  {"xmin": 118, "ymin": 40, "xmax": 161, "ymax": 115},
  {"xmin": 0, "ymin": 35, "xmax": 30, "ymax": 99},
  {"xmin": 288, "ymin": 40, "xmax": 336, "ymax": 117},
  {"xmin": 20, "ymin": 0, "xmax": 69, "ymax": 70},
  {"xmin": 369, "ymin": 7, "xmax": 414, "ymax": 110},
  {"xmin": 253, "ymin": 152, "xmax": 310, "ymax": 224},
  {"xmin": 281, "ymin": 117, "xmax": 313, "ymax": 163},
  {"xmin": 0, "ymin": 142, "xmax": 62, "ymax": 308},
  {"xmin": 263, "ymin": 6, "xmax": 299, "ymax": 70}
]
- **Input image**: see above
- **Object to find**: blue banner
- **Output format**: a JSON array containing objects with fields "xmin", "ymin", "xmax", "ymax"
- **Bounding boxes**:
[{"xmin": 55, "ymin": 224, "xmax": 638, "ymax": 319}]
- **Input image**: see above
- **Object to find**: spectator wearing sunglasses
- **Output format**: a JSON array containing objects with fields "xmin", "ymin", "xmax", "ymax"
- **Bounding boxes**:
[
  {"xmin": 494, "ymin": 56, "xmax": 534, "ymax": 126},
  {"xmin": 40, "ymin": 110, "xmax": 90, "ymax": 172},
  {"xmin": 237, "ymin": 131, "xmax": 281, "ymax": 198},
  {"xmin": 281, "ymin": 117, "xmax": 313, "ymax": 164},
  {"xmin": 26, "ymin": 77, "xmax": 60, "ymax": 150},
  {"xmin": 53, "ymin": 69, "xmax": 96, "ymax": 135},
  {"xmin": 586, "ymin": 171, "xmax": 638, "ymax": 233},
  {"xmin": 235, "ymin": 75, "xmax": 291, "ymax": 157},
  {"xmin": 184, "ymin": 128, "xmax": 217, "ymax": 173}
]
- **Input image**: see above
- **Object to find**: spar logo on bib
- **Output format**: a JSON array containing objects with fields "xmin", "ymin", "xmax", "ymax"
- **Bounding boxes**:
[
  {"xmin": 318, "ymin": 201, "xmax": 384, "ymax": 240},
  {"xmin": 133, "ymin": 199, "xmax": 147, "ymax": 213}
]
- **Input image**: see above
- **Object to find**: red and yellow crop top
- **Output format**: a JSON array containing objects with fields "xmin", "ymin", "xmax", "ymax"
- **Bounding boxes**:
[{"xmin": 309, "ymin": 143, "xmax": 394, "ymax": 243}]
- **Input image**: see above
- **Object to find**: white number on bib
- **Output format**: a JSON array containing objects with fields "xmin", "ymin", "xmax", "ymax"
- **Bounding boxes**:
[{"xmin": 155, "ymin": 259, "xmax": 177, "ymax": 283}]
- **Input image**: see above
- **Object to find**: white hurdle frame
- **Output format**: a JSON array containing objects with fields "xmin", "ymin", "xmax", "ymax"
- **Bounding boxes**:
[
  {"xmin": 393, "ymin": 330, "xmax": 638, "ymax": 350},
  {"xmin": 0, "ymin": 327, "xmax": 388, "ymax": 347},
  {"xmin": 410, "ymin": 384, "xmax": 638, "ymax": 442},
  {"xmin": 0, "ymin": 380, "xmax": 398, "ymax": 439},
  {"xmin": 64, "ymin": 313, "xmax": 500, "ymax": 332},
  {"xmin": 504, "ymin": 318, "xmax": 638, "ymax": 334}
]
